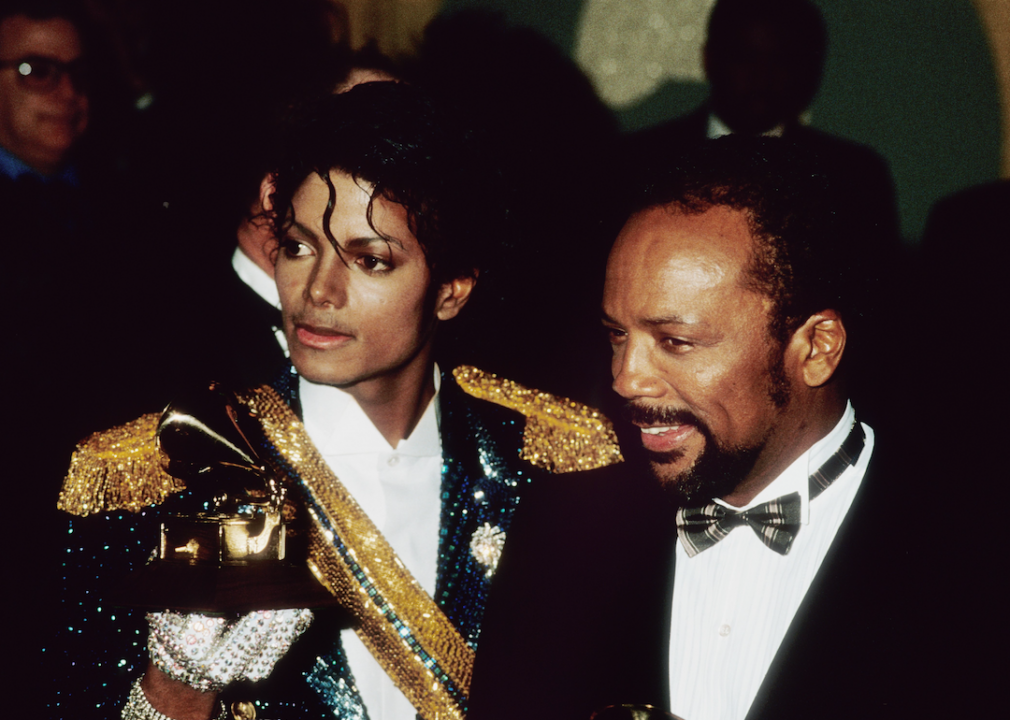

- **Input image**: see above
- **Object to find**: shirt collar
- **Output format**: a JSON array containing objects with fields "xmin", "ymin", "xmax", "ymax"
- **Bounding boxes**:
[
  {"xmin": 706, "ymin": 113, "xmax": 785, "ymax": 140},
  {"xmin": 299, "ymin": 366, "xmax": 442, "ymax": 457},
  {"xmin": 231, "ymin": 246, "xmax": 281, "ymax": 309},
  {"xmin": 0, "ymin": 144, "xmax": 78, "ymax": 185},
  {"xmin": 718, "ymin": 402, "xmax": 856, "ymax": 524}
]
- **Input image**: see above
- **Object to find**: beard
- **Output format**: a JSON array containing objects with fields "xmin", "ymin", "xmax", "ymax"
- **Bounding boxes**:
[{"xmin": 624, "ymin": 402, "xmax": 765, "ymax": 505}]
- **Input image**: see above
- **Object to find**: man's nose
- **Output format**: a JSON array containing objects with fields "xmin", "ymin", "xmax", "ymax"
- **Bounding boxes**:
[
  {"xmin": 611, "ymin": 340, "xmax": 664, "ymax": 400},
  {"xmin": 307, "ymin": 256, "xmax": 348, "ymax": 308},
  {"xmin": 54, "ymin": 71, "xmax": 77, "ymax": 97}
]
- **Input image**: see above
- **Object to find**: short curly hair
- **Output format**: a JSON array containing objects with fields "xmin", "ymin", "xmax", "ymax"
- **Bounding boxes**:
[
  {"xmin": 633, "ymin": 135, "xmax": 850, "ymax": 345},
  {"xmin": 267, "ymin": 81, "xmax": 486, "ymax": 288}
]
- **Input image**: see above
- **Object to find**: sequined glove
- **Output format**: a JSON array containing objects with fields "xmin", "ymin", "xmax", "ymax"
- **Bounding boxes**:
[{"xmin": 147, "ymin": 609, "xmax": 314, "ymax": 692}]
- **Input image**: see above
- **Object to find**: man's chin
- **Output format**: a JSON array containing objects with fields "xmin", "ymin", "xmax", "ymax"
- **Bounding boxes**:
[
  {"xmin": 643, "ymin": 447, "xmax": 686, "ymax": 466},
  {"xmin": 645, "ymin": 442, "xmax": 761, "ymax": 506},
  {"xmin": 645, "ymin": 450, "xmax": 704, "ymax": 503}
]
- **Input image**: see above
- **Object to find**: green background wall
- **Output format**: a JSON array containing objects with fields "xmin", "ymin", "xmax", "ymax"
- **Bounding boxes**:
[{"xmin": 442, "ymin": 0, "xmax": 1002, "ymax": 243}]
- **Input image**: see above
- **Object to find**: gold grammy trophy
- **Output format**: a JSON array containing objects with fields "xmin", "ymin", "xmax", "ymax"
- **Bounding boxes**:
[{"xmin": 112, "ymin": 383, "xmax": 339, "ymax": 613}]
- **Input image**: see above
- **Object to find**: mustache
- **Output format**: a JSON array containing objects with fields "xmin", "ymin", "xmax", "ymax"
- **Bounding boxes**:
[
  {"xmin": 623, "ymin": 402, "xmax": 700, "ymax": 428},
  {"xmin": 289, "ymin": 315, "xmax": 354, "ymax": 335}
]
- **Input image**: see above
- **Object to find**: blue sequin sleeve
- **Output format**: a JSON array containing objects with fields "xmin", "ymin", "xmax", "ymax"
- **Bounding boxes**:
[
  {"xmin": 46, "ymin": 508, "xmax": 341, "ymax": 719},
  {"xmin": 46, "ymin": 510, "xmax": 156, "ymax": 718}
]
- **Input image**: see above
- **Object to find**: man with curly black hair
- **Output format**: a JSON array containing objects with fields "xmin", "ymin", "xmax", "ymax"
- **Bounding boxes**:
[{"xmin": 52, "ymin": 82, "xmax": 621, "ymax": 720}]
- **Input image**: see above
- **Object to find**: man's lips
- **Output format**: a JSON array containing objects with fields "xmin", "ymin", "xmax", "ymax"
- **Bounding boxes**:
[
  {"xmin": 635, "ymin": 423, "xmax": 696, "ymax": 453},
  {"xmin": 294, "ymin": 323, "xmax": 352, "ymax": 350},
  {"xmin": 623, "ymin": 403, "xmax": 702, "ymax": 454}
]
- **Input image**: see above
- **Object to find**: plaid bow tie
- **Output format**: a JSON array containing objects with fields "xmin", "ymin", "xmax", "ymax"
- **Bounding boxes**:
[
  {"xmin": 675, "ymin": 422, "xmax": 866, "ymax": 558},
  {"xmin": 677, "ymin": 493, "xmax": 801, "ymax": 557}
]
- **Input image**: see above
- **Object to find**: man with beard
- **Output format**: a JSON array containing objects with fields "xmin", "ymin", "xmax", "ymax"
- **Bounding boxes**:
[{"xmin": 467, "ymin": 137, "xmax": 925, "ymax": 720}]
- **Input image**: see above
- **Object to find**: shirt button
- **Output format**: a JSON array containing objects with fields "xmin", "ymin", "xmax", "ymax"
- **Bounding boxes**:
[
  {"xmin": 387, "ymin": 454, "xmax": 400, "ymax": 467},
  {"xmin": 719, "ymin": 624, "xmax": 731, "ymax": 637}
]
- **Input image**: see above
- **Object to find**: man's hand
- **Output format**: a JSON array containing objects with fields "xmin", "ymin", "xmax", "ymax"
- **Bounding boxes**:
[{"xmin": 147, "ymin": 608, "xmax": 314, "ymax": 693}]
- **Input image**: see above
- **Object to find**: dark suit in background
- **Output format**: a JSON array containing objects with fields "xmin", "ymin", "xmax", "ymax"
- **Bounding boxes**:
[
  {"xmin": 97, "ymin": 204, "xmax": 288, "ymax": 427},
  {"xmin": 624, "ymin": 107, "xmax": 900, "ymax": 253}
]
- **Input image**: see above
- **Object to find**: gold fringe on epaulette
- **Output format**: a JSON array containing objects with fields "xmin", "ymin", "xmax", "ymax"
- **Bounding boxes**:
[
  {"xmin": 57, "ymin": 413, "xmax": 184, "ymax": 517},
  {"xmin": 452, "ymin": 366, "xmax": 623, "ymax": 473}
]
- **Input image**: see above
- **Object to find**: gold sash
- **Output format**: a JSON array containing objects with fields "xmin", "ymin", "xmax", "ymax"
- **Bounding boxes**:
[{"xmin": 237, "ymin": 385, "xmax": 473, "ymax": 720}]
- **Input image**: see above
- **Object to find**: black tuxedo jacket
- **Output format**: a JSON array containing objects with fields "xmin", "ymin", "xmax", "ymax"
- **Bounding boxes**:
[
  {"xmin": 104, "ymin": 241, "xmax": 289, "ymax": 424},
  {"xmin": 468, "ymin": 440, "xmax": 945, "ymax": 720}
]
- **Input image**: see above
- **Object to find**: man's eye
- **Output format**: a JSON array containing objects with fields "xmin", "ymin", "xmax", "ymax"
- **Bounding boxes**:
[
  {"xmin": 281, "ymin": 239, "xmax": 312, "ymax": 257},
  {"xmin": 358, "ymin": 255, "xmax": 392, "ymax": 272},
  {"xmin": 605, "ymin": 327, "xmax": 627, "ymax": 344},
  {"xmin": 661, "ymin": 337, "xmax": 692, "ymax": 352}
]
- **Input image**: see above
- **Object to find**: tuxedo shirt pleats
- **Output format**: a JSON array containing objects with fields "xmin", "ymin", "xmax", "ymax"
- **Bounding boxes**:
[
  {"xmin": 300, "ymin": 373, "xmax": 443, "ymax": 720},
  {"xmin": 668, "ymin": 404, "xmax": 874, "ymax": 720}
]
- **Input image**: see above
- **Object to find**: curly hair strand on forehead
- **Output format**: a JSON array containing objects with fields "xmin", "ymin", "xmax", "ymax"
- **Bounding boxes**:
[
  {"xmin": 633, "ymin": 136, "xmax": 851, "ymax": 345},
  {"xmin": 267, "ymin": 81, "xmax": 488, "ymax": 287}
]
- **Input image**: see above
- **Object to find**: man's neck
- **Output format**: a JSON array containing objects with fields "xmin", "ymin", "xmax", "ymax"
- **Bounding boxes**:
[
  {"xmin": 720, "ymin": 395, "xmax": 847, "ymax": 507},
  {"xmin": 344, "ymin": 357, "xmax": 438, "ymax": 448}
]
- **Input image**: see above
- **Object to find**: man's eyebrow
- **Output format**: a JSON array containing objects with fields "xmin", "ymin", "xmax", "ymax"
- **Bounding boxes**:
[
  {"xmin": 342, "ymin": 235, "xmax": 405, "ymax": 252},
  {"xmin": 600, "ymin": 310, "xmax": 693, "ymax": 327},
  {"xmin": 643, "ymin": 315, "xmax": 692, "ymax": 327},
  {"xmin": 290, "ymin": 222, "xmax": 405, "ymax": 252},
  {"xmin": 291, "ymin": 221, "xmax": 318, "ymax": 240}
]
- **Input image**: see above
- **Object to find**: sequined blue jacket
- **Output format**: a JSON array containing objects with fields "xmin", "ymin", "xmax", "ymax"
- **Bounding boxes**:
[{"xmin": 48, "ymin": 367, "xmax": 620, "ymax": 719}]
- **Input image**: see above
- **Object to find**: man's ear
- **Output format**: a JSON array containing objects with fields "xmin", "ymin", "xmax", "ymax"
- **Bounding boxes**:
[
  {"xmin": 790, "ymin": 310, "xmax": 846, "ymax": 388},
  {"xmin": 237, "ymin": 173, "xmax": 280, "ymax": 277},
  {"xmin": 258, "ymin": 174, "xmax": 276, "ymax": 213},
  {"xmin": 434, "ymin": 273, "xmax": 478, "ymax": 321}
]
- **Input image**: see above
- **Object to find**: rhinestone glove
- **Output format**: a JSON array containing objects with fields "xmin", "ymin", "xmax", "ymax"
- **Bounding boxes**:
[{"xmin": 147, "ymin": 609, "xmax": 314, "ymax": 692}]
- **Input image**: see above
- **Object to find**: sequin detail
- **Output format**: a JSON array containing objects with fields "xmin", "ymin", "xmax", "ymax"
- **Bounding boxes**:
[
  {"xmin": 147, "ymin": 609, "xmax": 314, "ymax": 692},
  {"xmin": 434, "ymin": 374, "xmax": 534, "ymax": 651},
  {"xmin": 452, "ymin": 366, "xmax": 623, "ymax": 473},
  {"xmin": 237, "ymin": 385, "xmax": 473, "ymax": 720},
  {"xmin": 469, "ymin": 524, "xmax": 506, "ymax": 579},
  {"xmin": 305, "ymin": 647, "xmax": 369, "ymax": 720},
  {"xmin": 58, "ymin": 413, "xmax": 183, "ymax": 517}
]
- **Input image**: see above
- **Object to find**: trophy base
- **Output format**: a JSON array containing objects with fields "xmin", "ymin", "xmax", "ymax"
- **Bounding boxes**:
[{"xmin": 109, "ymin": 559, "xmax": 343, "ymax": 613}]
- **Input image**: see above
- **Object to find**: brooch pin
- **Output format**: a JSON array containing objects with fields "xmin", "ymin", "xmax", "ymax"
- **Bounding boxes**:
[{"xmin": 469, "ymin": 523, "xmax": 506, "ymax": 578}]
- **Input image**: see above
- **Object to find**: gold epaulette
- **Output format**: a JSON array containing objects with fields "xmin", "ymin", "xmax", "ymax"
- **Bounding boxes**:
[
  {"xmin": 452, "ymin": 366, "xmax": 623, "ymax": 474},
  {"xmin": 57, "ymin": 413, "xmax": 184, "ymax": 517}
]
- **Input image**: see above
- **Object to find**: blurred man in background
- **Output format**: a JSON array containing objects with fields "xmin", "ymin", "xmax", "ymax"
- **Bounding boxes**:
[{"xmin": 0, "ymin": 0, "xmax": 88, "ymax": 182}]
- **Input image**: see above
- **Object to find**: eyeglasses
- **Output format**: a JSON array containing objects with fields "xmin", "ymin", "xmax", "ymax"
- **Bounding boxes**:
[{"xmin": 0, "ymin": 55, "xmax": 89, "ymax": 93}]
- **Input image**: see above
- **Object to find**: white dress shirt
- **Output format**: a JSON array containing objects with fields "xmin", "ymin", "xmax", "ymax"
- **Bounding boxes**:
[
  {"xmin": 668, "ymin": 403, "xmax": 873, "ymax": 720},
  {"xmin": 707, "ymin": 114, "xmax": 785, "ymax": 139},
  {"xmin": 299, "ymin": 373, "xmax": 443, "ymax": 720},
  {"xmin": 230, "ymin": 247, "xmax": 288, "ymax": 354},
  {"xmin": 231, "ymin": 246, "xmax": 281, "ymax": 308}
]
